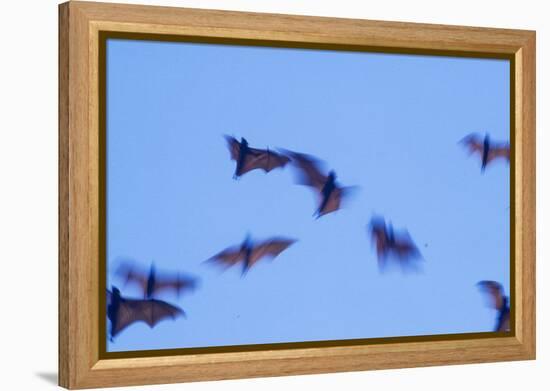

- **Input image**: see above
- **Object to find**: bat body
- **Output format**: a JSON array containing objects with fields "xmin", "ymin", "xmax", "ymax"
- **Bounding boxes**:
[
  {"xmin": 225, "ymin": 136, "xmax": 289, "ymax": 178},
  {"xmin": 368, "ymin": 216, "xmax": 421, "ymax": 271},
  {"xmin": 477, "ymin": 280, "xmax": 510, "ymax": 332},
  {"xmin": 282, "ymin": 150, "xmax": 353, "ymax": 218},
  {"xmin": 207, "ymin": 235, "xmax": 296, "ymax": 274},
  {"xmin": 460, "ymin": 133, "xmax": 510, "ymax": 171},
  {"xmin": 106, "ymin": 287, "xmax": 184, "ymax": 340},
  {"xmin": 116, "ymin": 262, "xmax": 198, "ymax": 299}
]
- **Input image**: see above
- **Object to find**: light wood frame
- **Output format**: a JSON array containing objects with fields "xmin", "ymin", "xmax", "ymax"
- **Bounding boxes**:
[{"xmin": 59, "ymin": 1, "xmax": 536, "ymax": 389}]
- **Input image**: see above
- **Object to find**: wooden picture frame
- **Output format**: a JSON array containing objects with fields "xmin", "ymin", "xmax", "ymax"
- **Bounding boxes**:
[{"xmin": 59, "ymin": 1, "xmax": 536, "ymax": 389}]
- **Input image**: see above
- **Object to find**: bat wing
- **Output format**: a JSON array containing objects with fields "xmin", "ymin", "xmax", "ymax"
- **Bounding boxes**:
[
  {"xmin": 256, "ymin": 149, "xmax": 290, "ymax": 172},
  {"xmin": 460, "ymin": 134, "xmax": 484, "ymax": 156},
  {"xmin": 115, "ymin": 263, "xmax": 148, "ymax": 294},
  {"xmin": 283, "ymin": 150, "xmax": 328, "ymax": 191},
  {"xmin": 110, "ymin": 300, "xmax": 139, "ymax": 337},
  {"xmin": 224, "ymin": 135, "xmax": 241, "ymax": 161},
  {"xmin": 487, "ymin": 144, "xmax": 510, "ymax": 163},
  {"xmin": 317, "ymin": 187, "xmax": 343, "ymax": 217},
  {"xmin": 369, "ymin": 218, "xmax": 389, "ymax": 259},
  {"xmin": 142, "ymin": 299, "xmax": 185, "ymax": 327},
  {"xmin": 152, "ymin": 274, "xmax": 198, "ymax": 297},
  {"xmin": 207, "ymin": 246, "xmax": 246, "ymax": 268},
  {"xmin": 248, "ymin": 238, "xmax": 296, "ymax": 267},
  {"xmin": 478, "ymin": 280, "xmax": 505, "ymax": 310},
  {"xmin": 111, "ymin": 298, "xmax": 184, "ymax": 337},
  {"xmin": 392, "ymin": 232, "xmax": 421, "ymax": 259},
  {"xmin": 317, "ymin": 186, "xmax": 357, "ymax": 217},
  {"xmin": 237, "ymin": 147, "xmax": 289, "ymax": 175},
  {"xmin": 374, "ymin": 234, "xmax": 389, "ymax": 260},
  {"xmin": 497, "ymin": 309, "xmax": 511, "ymax": 332}
]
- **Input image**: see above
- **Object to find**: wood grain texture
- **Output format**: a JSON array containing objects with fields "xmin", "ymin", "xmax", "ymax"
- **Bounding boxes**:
[
  {"xmin": 75, "ymin": 0, "xmax": 532, "ymax": 53},
  {"xmin": 516, "ymin": 34, "xmax": 536, "ymax": 354},
  {"xmin": 58, "ymin": 1, "xmax": 536, "ymax": 388},
  {"xmin": 58, "ymin": 3, "xmax": 70, "ymax": 387},
  {"xmin": 59, "ymin": 1, "xmax": 98, "ymax": 388}
]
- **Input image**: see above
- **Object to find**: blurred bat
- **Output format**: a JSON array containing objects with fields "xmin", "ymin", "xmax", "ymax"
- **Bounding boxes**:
[
  {"xmin": 477, "ymin": 280, "xmax": 510, "ymax": 332},
  {"xmin": 106, "ymin": 287, "xmax": 185, "ymax": 340},
  {"xmin": 115, "ymin": 261, "xmax": 198, "ymax": 299},
  {"xmin": 460, "ymin": 133, "xmax": 510, "ymax": 171},
  {"xmin": 282, "ymin": 149, "xmax": 355, "ymax": 218},
  {"xmin": 206, "ymin": 235, "xmax": 296, "ymax": 274},
  {"xmin": 225, "ymin": 136, "xmax": 290, "ymax": 178},
  {"xmin": 368, "ymin": 216, "xmax": 421, "ymax": 271}
]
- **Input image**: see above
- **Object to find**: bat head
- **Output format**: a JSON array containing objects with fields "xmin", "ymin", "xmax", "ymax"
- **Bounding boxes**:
[
  {"xmin": 146, "ymin": 262, "xmax": 157, "ymax": 298},
  {"xmin": 387, "ymin": 223, "xmax": 395, "ymax": 243},
  {"xmin": 240, "ymin": 137, "xmax": 249, "ymax": 147},
  {"xmin": 111, "ymin": 286, "xmax": 121, "ymax": 298},
  {"xmin": 148, "ymin": 262, "xmax": 156, "ymax": 278},
  {"xmin": 368, "ymin": 215, "xmax": 387, "ymax": 233},
  {"xmin": 242, "ymin": 234, "xmax": 253, "ymax": 247}
]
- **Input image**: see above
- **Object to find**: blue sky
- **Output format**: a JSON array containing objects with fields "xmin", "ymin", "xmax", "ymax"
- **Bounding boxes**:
[{"xmin": 106, "ymin": 38, "xmax": 510, "ymax": 352}]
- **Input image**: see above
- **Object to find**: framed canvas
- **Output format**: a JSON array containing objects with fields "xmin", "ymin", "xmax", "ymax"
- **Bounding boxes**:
[{"xmin": 58, "ymin": 1, "xmax": 536, "ymax": 389}]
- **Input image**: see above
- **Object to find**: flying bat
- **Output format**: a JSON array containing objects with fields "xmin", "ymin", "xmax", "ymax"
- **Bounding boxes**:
[
  {"xmin": 115, "ymin": 261, "xmax": 198, "ymax": 299},
  {"xmin": 106, "ymin": 287, "xmax": 185, "ymax": 340},
  {"xmin": 282, "ymin": 149, "xmax": 355, "ymax": 218},
  {"xmin": 225, "ymin": 136, "xmax": 290, "ymax": 178},
  {"xmin": 368, "ymin": 216, "xmax": 421, "ymax": 271},
  {"xmin": 206, "ymin": 235, "xmax": 296, "ymax": 275},
  {"xmin": 477, "ymin": 280, "xmax": 510, "ymax": 332},
  {"xmin": 460, "ymin": 133, "xmax": 510, "ymax": 171}
]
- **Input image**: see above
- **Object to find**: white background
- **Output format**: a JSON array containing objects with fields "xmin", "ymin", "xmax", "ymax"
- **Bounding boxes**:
[{"xmin": 0, "ymin": 0, "xmax": 546, "ymax": 389}]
